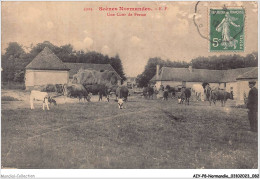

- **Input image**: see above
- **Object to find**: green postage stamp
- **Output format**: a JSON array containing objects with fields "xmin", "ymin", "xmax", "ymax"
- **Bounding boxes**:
[{"xmin": 210, "ymin": 8, "xmax": 245, "ymax": 52}]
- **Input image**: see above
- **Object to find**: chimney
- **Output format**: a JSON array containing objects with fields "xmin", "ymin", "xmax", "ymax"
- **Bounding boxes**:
[
  {"xmin": 188, "ymin": 65, "xmax": 193, "ymax": 73},
  {"xmin": 156, "ymin": 65, "xmax": 160, "ymax": 80}
]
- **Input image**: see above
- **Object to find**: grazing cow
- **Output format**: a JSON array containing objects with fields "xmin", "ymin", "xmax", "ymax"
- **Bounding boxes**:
[
  {"xmin": 184, "ymin": 88, "xmax": 191, "ymax": 105},
  {"xmin": 98, "ymin": 85, "xmax": 110, "ymax": 102},
  {"xmin": 211, "ymin": 89, "xmax": 233, "ymax": 107},
  {"xmin": 116, "ymin": 86, "xmax": 129, "ymax": 101},
  {"xmin": 65, "ymin": 84, "xmax": 90, "ymax": 102},
  {"xmin": 84, "ymin": 84, "xmax": 110, "ymax": 102},
  {"xmin": 180, "ymin": 87, "xmax": 191, "ymax": 105},
  {"xmin": 165, "ymin": 85, "xmax": 176, "ymax": 98},
  {"xmin": 179, "ymin": 88, "xmax": 186, "ymax": 104},
  {"xmin": 143, "ymin": 86, "xmax": 154, "ymax": 99},
  {"xmin": 118, "ymin": 98, "xmax": 125, "ymax": 109},
  {"xmin": 163, "ymin": 91, "xmax": 169, "ymax": 100},
  {"xmin": 30, "ymin": 90, "xmax": 56, "ymax": 110}
]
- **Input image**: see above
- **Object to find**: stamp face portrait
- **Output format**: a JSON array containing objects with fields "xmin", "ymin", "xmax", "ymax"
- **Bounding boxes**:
[{"xmin": 210, "ymin": 8, "xmax": 245, "ymax": 52}]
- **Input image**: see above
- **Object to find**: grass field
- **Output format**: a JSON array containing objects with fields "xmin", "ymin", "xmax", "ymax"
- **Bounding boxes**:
[{"xmin": 1, "ymin": 90, "xmax": 258, "ymax": 169}]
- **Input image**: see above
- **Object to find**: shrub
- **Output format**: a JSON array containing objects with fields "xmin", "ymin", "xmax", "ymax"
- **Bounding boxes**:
[
  {"xmin": 1, "ymin": 82, "xmax": 25, "ymax": 90},
  {"xmin": 42, "ymin": 84, "xmax": 56, "ymax": 92},
  {"xmin": 2, "ymin": 96, "xmax": 19, "ymax": 101}
]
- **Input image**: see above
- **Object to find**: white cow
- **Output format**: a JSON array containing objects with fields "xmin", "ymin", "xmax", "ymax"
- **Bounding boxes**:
[
  {"xmin": 118, "ymin": 98, "xmax": 125, "ymax": 109},
  {"xmin": 30, "ymin": 90, "xmax": 50, "ymax": 110},
  {"xmin": 192, "ymin": 84, "xmax": 205, "ymax": 101}
]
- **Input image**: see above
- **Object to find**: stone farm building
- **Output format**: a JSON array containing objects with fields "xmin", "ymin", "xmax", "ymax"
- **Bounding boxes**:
[
  {"xmin": 151, "ymin": 65, "xmax": 258, "ymax": 105},
  {"xmin": 25, "ymin": 47, "xmax": 70, "ymax": 89},
  {"xmin": 25, "ymin": 47, "xmax": 122, "ymax": 89}
]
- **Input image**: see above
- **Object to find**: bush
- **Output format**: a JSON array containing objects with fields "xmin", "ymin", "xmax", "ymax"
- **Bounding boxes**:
[
  {"xmin": 1, "ymin": 82, "xmax": 25, "ymax": 90},
  {"xmin": 42, "ymin": 84, "xmax": 56, "ymax": 92},
  {"xmin": 2, "ymin": 96, "xmax": 19, "ymax": 101}
]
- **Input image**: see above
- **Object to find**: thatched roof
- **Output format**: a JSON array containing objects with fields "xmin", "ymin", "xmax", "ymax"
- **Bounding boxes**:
[
  {"xmin": 151, "ymin": 67, "xmax": 257, "ymax": 83},
  {"xmin": 237, "ymin": 67, "xmax": 258, "ymax": 80},
  {"xmin": 26, "ymin": 47, "xmax": 70, "ymax": 70},
  {"xmin": 64, "ymin": 63, "xmax": 122, "ymax": 79}
]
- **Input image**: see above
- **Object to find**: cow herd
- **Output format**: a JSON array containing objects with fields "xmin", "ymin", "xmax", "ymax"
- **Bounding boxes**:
[
  {"xmin": 29, "ymin": 83, "xmax": 234, "ymax": 110},
  {"xmin": 142, "ymin": 85, "xmax": 192, "ymax": 105},
  {"xmin": 29, "ymin": 84, "xmax": 130, "ymax": 110},
  {"xmin": 142, "ymin": 84, "xmax": 234, "ymax": 107}
]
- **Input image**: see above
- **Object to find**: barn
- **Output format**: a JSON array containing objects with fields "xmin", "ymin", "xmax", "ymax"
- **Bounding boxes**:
[
  {"xmin": 25, "ymin": 47, "xmax": 123, "ymax": 90},
  {"xmin": 25, "ymin": 47, "xmax": 70, "ymax": 90},
  {"xmin": 151, "ymin": 65, "xmax": 257, "ymax": 103}
]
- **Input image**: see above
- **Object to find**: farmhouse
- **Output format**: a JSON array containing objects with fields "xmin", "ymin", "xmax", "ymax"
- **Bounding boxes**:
[
  {"xmin": 151, "ymin": 65, "xmax": 257, "ymax": 104},
  {"xmin": 25, "ymin": 47, "xmax": 70, "ymax": 90},
  {"xmin": 25, "ymin": 47, "xmax": 122, "ymax": 89}
]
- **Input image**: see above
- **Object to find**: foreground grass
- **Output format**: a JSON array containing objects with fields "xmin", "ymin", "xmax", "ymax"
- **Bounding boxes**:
[{"xmin": 1, "ymin": 98, "xmax": 258, "ymax": 169}]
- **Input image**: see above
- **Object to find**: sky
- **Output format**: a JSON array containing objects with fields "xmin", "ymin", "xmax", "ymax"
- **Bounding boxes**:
[{"xmin": 1, "ymin": 1, "xmax": 258, "ymax": 77}]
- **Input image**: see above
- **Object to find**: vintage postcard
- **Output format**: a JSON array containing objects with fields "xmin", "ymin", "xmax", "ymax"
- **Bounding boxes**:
[{"xmin": 1, "ymin": 1, "xmax": 258, "ymax": 178}]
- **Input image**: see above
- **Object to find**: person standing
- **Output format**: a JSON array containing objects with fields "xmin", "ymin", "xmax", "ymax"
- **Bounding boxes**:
[{"xmin": 247, "ymin": 81, "xmax": 258, "ymax": 132}]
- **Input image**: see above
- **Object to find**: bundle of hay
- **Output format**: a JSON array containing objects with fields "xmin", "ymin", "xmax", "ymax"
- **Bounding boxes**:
[{"xmin": 72, "ymin": 69, "xmax": 118, "ymax": 86}]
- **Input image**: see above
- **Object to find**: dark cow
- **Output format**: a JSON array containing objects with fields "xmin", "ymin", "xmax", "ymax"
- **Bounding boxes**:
[
  {"xmin": 180, "ymin": 87, "xmax": 191, "ymax": 105},
  {"xmin": 116, "ymin": 86, "xmax": 129, "ymax": 101},
  {"xmin": 65, "ymin": 84, "xmax": 90, "ymax": 102},
  {"xmin": 107, "ymin": 85, "xmax": 118, "ymax": 97},
  {"xmin": 163, "ymin": 91, "xmax": 169, "ymax": 100},
  {"xmin": 98, "ymin": 86, "xmax": 110, "ymax": 102},
  {"xmin": 211, "ymin": 89, "xmax": 233, "ymax": 107},
  {"xmin": 84, "ymin": 84, "xmax": 110, "ymax": 102},
  {"xmin": 143, "ymin": 86, "xmax": 154, "ymax": 99},
  {"xmin": 165, "ymin": 85, "xmax": 176, "ymax": 98}
]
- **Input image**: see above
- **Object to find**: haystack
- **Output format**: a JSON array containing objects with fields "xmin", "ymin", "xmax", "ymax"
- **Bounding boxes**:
[{"xmin": 72, "ymin": 69, "xmax": 118, "ymax": 86}]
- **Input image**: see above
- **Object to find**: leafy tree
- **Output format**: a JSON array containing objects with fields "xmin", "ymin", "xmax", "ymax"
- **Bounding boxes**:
[
  {"xmin": 136, "ymin": 57, "xmax": 189, "ymax": 87},
  {"xmin": 4, "ymin": 42, "xmax": 25, "ymax": 58},
  {"xmin": 30, "ymin": 41, "xmax": 59, "ymax": 58},
  {"xmin": 109, "ymin": 54, "xmax": 126, "ymax": 82},
  {"xmin": 191, "ymin": 52, "xmax": 258, "ymax": 70}
]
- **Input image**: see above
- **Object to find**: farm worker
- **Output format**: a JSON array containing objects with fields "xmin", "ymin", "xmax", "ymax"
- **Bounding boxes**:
[{"xmin": 247, "ymin": 80, "xmax": 258, "ymax": 132}]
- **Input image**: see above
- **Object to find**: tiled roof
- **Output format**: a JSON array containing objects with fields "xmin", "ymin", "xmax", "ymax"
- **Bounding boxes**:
[
  {"xmin": 237, "ymin": 67, "xmax": 258, "ymax": 80},
  {"xmin": 26, "ymin": 47, "xmax": 70, "ymax": 70},
  {"xmin": 64, "ymin": 63, "xmax": 122, "ymax": 79},
  {"xmin": 151, "ymin": 67, "xmax": 257, "ymax": 83}
]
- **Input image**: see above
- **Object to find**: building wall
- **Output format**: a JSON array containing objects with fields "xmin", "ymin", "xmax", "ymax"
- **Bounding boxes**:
[
  {"xmin": 158, "ymin": 81, "xmax": 221, "ymax": 89},
  {"xmin": 236, "ymin": 79, "xmax": 258, "ymax": 105},
  {"xmin": 25, "ymin": 70, "xmax": 69, "ymax": 89},
  {"xmin": 160, "ymin": 81, "xmax": 182, "ymax": 88},
  {"xmin": 226, "ymin": 82, "xmax": 238, "ymax": 100}
]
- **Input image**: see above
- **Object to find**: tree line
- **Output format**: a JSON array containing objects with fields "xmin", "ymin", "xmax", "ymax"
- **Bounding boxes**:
[
  {"xmin": 136, "ymin": 52, "xmax": 258, "ymax": 87},
  {"xmin": 1, "ymin": 41, "xmax": 126, "ymax": 83}
]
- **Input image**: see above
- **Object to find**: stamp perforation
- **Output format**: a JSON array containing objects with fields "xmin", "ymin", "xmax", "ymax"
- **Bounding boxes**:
[{"xmin": 208, "ymin": 6, "xmax": 246, "ymax": 53}]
